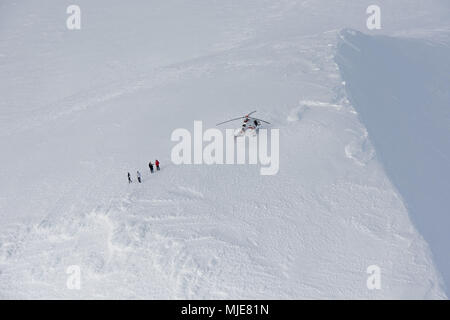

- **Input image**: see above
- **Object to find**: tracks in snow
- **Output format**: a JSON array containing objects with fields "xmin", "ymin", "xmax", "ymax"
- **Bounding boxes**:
[{"xmin": 0, "ymin": 167, "xmax": 273, "ymax": 298}]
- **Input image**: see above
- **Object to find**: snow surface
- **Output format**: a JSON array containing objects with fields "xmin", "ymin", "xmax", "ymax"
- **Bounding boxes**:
[
  {"xmin": 0, "ymin": 0, "xmax": 448, "ymax": 299},
  {"xmin": 336, "ymin": 29, "xmax": 450, "ymax": 294}
]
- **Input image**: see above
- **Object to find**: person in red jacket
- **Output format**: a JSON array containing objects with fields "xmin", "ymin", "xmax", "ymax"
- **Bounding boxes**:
[{"xmin": 155, "ymin": 159, "xmax": 160, "ymax": 171}]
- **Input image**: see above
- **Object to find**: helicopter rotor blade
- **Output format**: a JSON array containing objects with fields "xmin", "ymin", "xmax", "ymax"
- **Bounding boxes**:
[
  {"xmin": 216, "ymin": 116, "xmax": 245, "ymax": 126},
  {"xmin": 251, "ymin": 117, "xmax": 271, "ymax": 124},
  {"xmin": 216, "ymin": 111, "xmax": 260, "ymax": 126}
]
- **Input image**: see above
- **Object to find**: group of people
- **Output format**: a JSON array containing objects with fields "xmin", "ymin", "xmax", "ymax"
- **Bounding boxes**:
[{"xmin": 128, "ymin": 159, "xmax": 160, "ymax": 184}]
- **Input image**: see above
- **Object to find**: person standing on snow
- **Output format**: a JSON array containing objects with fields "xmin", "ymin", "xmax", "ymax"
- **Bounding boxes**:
[
  {"xmin": 137, "ymin": 170, "xmax": 142, "ymax": 183},
  {"xmin": 155, "ymin": 159, "xmax": 160, "ymax": 171},
  {"xmin": 149, "ymin": 161, "xmax": 154, "ymax": 173},
  {"xmin": 128, "ymin": 172, "xmax": 132, "ymax": 183}
]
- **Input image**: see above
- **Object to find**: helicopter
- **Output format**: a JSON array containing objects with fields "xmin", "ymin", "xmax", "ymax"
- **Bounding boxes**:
[{"xmin": 216, "ymin": 111, "xmax": 271, "ymax": 136}]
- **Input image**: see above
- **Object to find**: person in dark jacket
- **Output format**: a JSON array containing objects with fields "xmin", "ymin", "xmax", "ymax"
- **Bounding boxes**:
[
  {"xmin": 128, "ymin": 172, "xmax": 132, "ymax": 183},
  {"xmin": 155, "ymin": 159, "xmax": 160, "ymax": 171},
  {"xmin": 149, "ymin": 161, "xmax": 154, "ymax": 173},
  {"xmin": 137, "ymin": 170, "xmax": 142, "ymax": 183}
]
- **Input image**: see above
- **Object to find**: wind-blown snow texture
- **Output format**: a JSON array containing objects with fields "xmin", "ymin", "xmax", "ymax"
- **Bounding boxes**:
[{"xmin": 0, "ymin": 0, "xmax": 448, "ymax": 299}]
